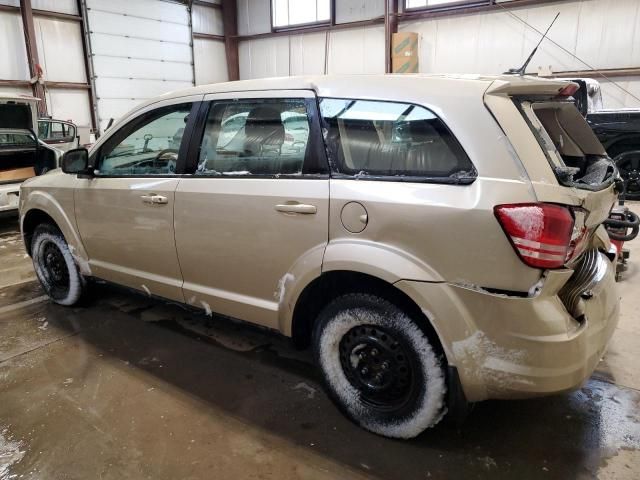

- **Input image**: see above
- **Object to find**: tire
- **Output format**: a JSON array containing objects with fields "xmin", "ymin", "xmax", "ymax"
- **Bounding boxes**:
[
  {"xmin": 313, "ymin": 293, "xmax": 447, "ymax": 439},
  {"xmin": 614, "ymin": 150, "xmax": 640, "ymax": 200},
  {"xmin": 31, "ymin": 223, "xmax": 84, "ymax": 306}
]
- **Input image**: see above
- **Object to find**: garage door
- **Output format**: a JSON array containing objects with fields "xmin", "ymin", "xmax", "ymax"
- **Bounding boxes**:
[{"xmin": 86, "ymin": 0, "xmax": 195, "ymax": 133}]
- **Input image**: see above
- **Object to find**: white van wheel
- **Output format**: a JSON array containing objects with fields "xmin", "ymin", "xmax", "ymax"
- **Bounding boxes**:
[
  {"xmin": 313, "ymin": 293, "xmax": 447, "ymax": 439},
  {"xmin": 31, "ymin": 224, "xmax": 84, "ymax": 306}
]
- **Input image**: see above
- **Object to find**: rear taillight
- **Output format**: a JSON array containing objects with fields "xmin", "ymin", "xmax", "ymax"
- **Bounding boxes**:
[{"xmin": 494, "ymin": 203, "xmax": 575, "ymax": 269}]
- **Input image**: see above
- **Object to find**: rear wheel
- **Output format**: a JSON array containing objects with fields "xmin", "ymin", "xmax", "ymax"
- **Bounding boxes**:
[
  {"xmin": 313, "ymin": 293, "xmax": 446, "ymax": 439},
  {"xmin": 31, "ymin": 224, "xmax": 84, "ymax": 305},
  {"xmin": 615, "ymin": 150, "xmax": 640, "ymax": 200}
]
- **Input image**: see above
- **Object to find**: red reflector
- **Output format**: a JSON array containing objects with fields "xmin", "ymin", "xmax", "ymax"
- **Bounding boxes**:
[
  {"xmin": 558, "ymin": 83, "xmax": 579, "ymax": 97},
  {"xmin": 495, "ymin": 203, "xmax": 575, "ymax": 269}
]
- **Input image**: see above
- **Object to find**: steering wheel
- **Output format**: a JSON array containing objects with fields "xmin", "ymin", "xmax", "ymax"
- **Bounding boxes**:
[{"xmin": 153, "ymin": 148, "xmax": 179, "ymax": 173}]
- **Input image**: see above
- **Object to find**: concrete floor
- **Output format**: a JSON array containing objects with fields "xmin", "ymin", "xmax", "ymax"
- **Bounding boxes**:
[{"xmin": 1, "ymin": 207, "xmax": 639, "ymax": 480}]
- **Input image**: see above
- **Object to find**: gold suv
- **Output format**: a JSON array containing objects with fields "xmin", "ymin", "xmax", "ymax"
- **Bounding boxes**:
[{"xmin": 19, "ymin": 75, "xmax": 620, "ymax": 438}]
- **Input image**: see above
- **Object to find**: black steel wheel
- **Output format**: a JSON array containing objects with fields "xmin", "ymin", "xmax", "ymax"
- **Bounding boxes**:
[
  {"xmin": 31, "ymin": 223, "xmax": 85, "ymax": 305},
  {"xmin": 615, "ymin": 150, "xmax": 640, "ymax": 200},
  {"xmin": 339, "ymin": 325, "xmax": 418, "ymax": 412},
  {"xmin": 313, "ymin": 293, "xmax": 446, "ymax": 439},
  {"xmin": 40, "ymin": 240, "xmax": 71, "ymax": 299}
]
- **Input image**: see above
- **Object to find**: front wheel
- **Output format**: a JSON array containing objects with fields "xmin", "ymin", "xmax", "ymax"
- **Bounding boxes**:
[
  {"xmin": 31, "ymin": 224, "xmax": 85, "ymax": 305},
  {"xmin": 313, "ymin": 293, "xmax": 446, "ymax": 439}
]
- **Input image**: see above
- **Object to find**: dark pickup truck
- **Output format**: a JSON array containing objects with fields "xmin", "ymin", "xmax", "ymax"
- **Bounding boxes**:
[{"xmin": 570, "ymin": 79, "xmax": 640, "ymax": 199}]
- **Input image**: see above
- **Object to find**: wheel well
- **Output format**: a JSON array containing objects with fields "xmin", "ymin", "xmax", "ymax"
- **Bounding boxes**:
[
  {"xmin": 22, "ymin": 209, "xmax": 58, "ymax": 255},
  {"xmin": 606, "ymin": 137, "xmax": 640, "ymax": 159},
  {"xmin": 291, "ymin": 271, "xmax": 444, "ymax": 356}
]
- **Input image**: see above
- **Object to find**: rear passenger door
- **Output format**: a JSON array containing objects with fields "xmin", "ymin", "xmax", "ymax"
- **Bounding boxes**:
[{"xmin": 174, "ymin": 90, "xmax": 329, "ymax": 329}]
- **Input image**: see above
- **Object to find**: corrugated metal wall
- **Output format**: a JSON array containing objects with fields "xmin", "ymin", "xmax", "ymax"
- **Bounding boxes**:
[
  {"xmin": 0, "ymin": 1, "xmax": 91, "ymax": 130},
  {"xmin": 86, "ymin": 0, "xmax": 194, "ymax": 132},
  {"xmin": 237, "ymin": 0, "xmax": 640, "ymax": 108},
  {"xmin": 192, "ymin": 3, "xmax": 228, "ymax": 85}
]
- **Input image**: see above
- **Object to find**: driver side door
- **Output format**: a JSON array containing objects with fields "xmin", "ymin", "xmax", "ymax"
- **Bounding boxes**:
[{"xmin": 74, "ymin": 98, "xmax": 200, "ymax": 302}]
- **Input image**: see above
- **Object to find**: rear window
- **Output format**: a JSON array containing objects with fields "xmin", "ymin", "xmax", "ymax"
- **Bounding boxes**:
[
  {"xmin": 319, "ymin": 98, "xmax": 475, "ymax": 182},
  {"xmin": 519, "ymin": 100, "xmax": 615, "ymax": 190}
]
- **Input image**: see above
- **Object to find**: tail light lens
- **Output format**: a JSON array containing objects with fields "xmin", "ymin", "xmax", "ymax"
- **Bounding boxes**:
[{"xmin": 494, "ymin": 203, "xmax": 575, "ymax": 269}]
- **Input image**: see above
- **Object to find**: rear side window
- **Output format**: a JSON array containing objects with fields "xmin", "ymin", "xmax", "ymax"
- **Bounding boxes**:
[
  {"xmin": 319, "ymin": 98, "xmax": 474, "ymax": 181},
  {"xmin": 196, "ymin": 99, "xmax": 311, "ymax": 176}
]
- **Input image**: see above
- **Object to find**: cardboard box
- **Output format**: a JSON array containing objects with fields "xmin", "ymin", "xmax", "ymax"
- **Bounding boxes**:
[
  {"xmin": 392, "ymin": 32, "xmax": 419, "ymax": 58},
  {"xmin": 392, "ymin": 55, "xmax": 419, "ymax": 74}
]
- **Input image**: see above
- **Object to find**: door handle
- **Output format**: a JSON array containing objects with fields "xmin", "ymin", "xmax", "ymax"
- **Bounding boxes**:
[
  {"xmin": 274, "ymin": 203, "xmax": 317, "ymax": 214},
  {"xmin": 141, "ymin": 194, "xmax": 168, "ymax": 205}
]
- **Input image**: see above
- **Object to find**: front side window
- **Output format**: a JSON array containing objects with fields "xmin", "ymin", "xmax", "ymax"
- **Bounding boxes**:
[
  {"xmin": 98, "ymin": 103, "xmax": 191, "ymax": 175},
  {"xmin": 0, "ymin": 132, "xmax": 36, "ymax": 146},
  {"xmin": 319, "ymin": 98, "xmax": 474, "ymax": 180},
  {"xmin": 196, "ymin": 98, "xmax": 311, "ymax": 176}
]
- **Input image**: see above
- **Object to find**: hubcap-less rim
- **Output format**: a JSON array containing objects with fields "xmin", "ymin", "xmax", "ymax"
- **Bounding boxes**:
[
  {"xmin": 616, "ymin": 152, "xmax": 640, "ymax": 195},
  {"xmin": 40, "ymin": 241, "xmax": 70, "ymax": 297},
  {"xmin": 339, "ymin": 325, "xmax": 415, "ymax": 411}
]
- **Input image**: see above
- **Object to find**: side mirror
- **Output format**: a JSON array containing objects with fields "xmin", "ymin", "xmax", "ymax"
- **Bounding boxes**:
[{"xmin": 62, "ymin": 148, "xmax": 90, "ymax": 175}]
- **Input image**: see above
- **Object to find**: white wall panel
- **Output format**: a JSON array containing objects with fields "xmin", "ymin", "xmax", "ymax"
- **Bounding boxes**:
[
  {"xmin": 192, "ymin": 4, "xmax": 224, "ymax": 35},
  {"xmin": 32, "ymin": 0, "xmax": 77, "ymax": 15},
  {"xmin": 87, "ymin": 10, "xmax": 191, "ymax": 43},
  {"xmin": 0, "ymin": 11, "xmax": 29, "ymax": 81},
  {"xmin": 237, "ymin": 0, "xmax": 271, "ymax": 36},
  {"xmin": 400, "ymin": 0, "xmax": 640, "ymax": 77},
  {"xmin": 34, "ymin": 17, "xmax": 86, "ymax": 83},
  {"xmin": 600, "ymin": 77, "xmax": 640, "ymax": 109},
  {"xmin": 93, "ymin": 56, "xmax": 192, "ymax": 82},
  {"xmin": 45, "ymin": 88, "xmax": 91, "ymax": 127},
  {"xmin": 328, "ymin": 26, "xmax": 384, "ymax": 74},
  {"xmin": 90, "ymin": 33, "xmax": 191, "ymax": 64},
  {"xmin": 94, "ymin": 78, "xmax": 191, "ymax": 100},
  {"xmin": 239, "ymin": 37, "xmax": 290, "ymax": 79},
  {"xmin": 289, "ymin": 32, "xmax": 327, "ymax": 75},
  {"xmin": 335, "ymin": 0, "xmax": 384, "ymax": 24},
  {"xmin": 0, "ymin": 86, "xmax": 31, "ymax": 96},
  {"xmin": 574, "ymin": 0, "xmax": 640, "ymax": 70},
  {"xmin": 0, "ymin": 0, "xmax": 19, "ymax": 6},
  {"xmin": 86, "ymin": 0, "xmax": 194, "ymax": 133},
  {"xmin": 194, "ymin": 38, "xmax": 228, "ymax": 85},
  {"xmin": 88, "ymin": 0, "xmax": 189, "ymax": 23}
]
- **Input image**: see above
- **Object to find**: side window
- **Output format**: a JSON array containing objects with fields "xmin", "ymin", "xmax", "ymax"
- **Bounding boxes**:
[
  {"xmin": 38, "ymin": 122, "xmax": 49, "ymax": 138},
  {"xmin": 98, "ymin": 103, "xmax": 191, "ymax": 176},
  {"xmin": 51, "ymin": 122, "xmax": 65, "ymax": 139},
  {"xmin": 319, "ymin": 98, "xmax": 474, "ymax": 180},
  {"xmin": 66, "ymin": 123, "xmax": 77, "ymax": 139},
  {"xmin": 196, "ymin": 98, "xmax": 311, "ymax": 176},
  {"xmin": 0, "ymin": 133, "xmax": 35, "ymax": 146}
]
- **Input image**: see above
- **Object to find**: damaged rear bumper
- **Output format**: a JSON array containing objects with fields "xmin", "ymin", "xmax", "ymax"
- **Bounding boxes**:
[{"xmin": 396, "ymin": 251, "xmax": 619, "ymax": 402}]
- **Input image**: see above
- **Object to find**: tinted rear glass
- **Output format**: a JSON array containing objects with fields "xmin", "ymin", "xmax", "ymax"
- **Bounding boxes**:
[{"xmin": 319, "ymin": 98, "xmax": 474, "ymax": 180}]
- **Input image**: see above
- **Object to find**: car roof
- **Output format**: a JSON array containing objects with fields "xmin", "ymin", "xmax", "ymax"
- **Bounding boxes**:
[{"xmin": 148, "ymin": 74, "xmax": 573, "ymax": 106}]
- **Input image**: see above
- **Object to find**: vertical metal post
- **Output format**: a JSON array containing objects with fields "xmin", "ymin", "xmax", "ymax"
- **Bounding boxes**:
[
  {"xmin": 188, "ymin": 0, "xmax": 198, "ymax": 86},
  {"xmin": 20, "ymin": 0, "xmax": 47, "ymax": 116},
  {"xmin": 385, "ymin": 0, "xmax": 398, "ymax": 74},
  {"xmin": 76, "ymin": 0, "xmax": 99, "ymax": 134},
  {"xmin": 222, "ymin": 0, "xmax": 240, "ymax": 81}
]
